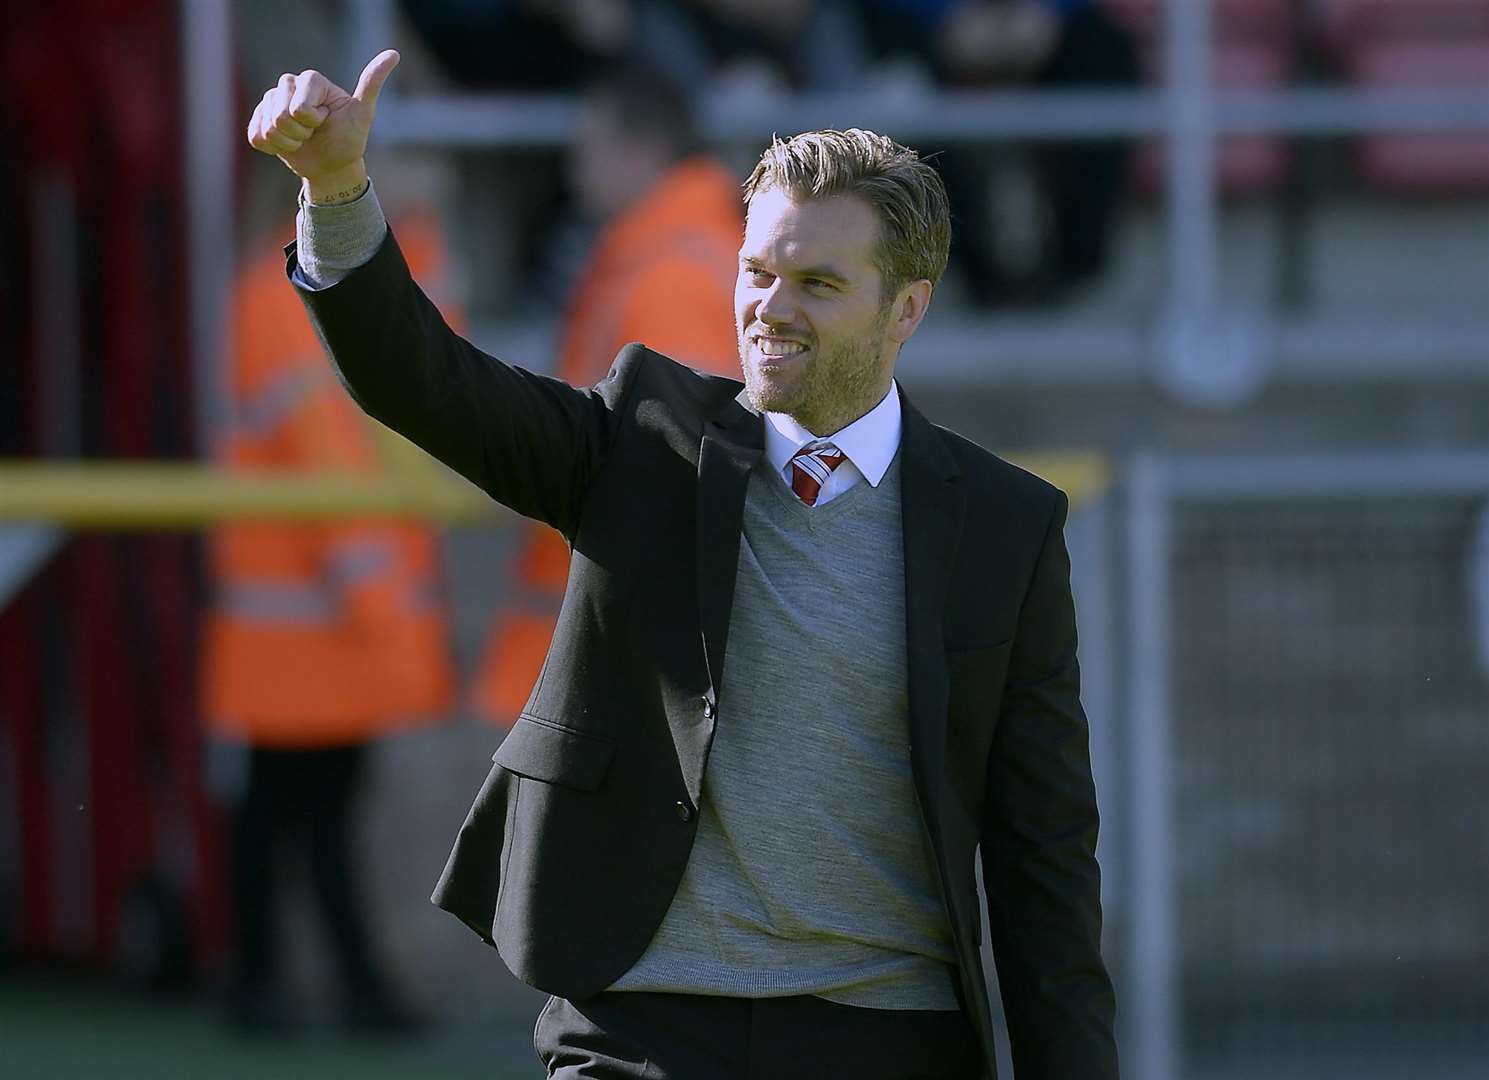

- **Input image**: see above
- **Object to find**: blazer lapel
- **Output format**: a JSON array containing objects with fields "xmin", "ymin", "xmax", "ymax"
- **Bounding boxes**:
[
  {"xmin": 898, "ymin": 387, "xmax": 965, "ymax": 841},
  {"xmin": 685, "ymin": 387, "xmax": 763, "ymax": 807}
]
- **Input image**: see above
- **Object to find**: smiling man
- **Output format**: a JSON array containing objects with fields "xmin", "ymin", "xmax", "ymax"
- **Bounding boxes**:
[{"xmin": 250, "ymin": 52, "xmax": 1117, "ymax": 1080}]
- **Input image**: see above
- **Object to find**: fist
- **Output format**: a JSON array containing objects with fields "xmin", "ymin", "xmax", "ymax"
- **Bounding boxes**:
[{"xmin": 246, "ymin": 50, "xmax": 399, "ymax": 182}]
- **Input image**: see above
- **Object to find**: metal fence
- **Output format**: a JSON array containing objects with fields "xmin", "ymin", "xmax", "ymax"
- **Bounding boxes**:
[{"xmin": 1125, "ymin": 453, "xmax": 1489, "ymax": 1080}]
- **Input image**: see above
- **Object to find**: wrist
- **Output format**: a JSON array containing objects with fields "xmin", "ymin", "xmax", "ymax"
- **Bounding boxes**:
[{"xmin": 302, "ymin": 162, "xmax": 370, "ymax": 206}]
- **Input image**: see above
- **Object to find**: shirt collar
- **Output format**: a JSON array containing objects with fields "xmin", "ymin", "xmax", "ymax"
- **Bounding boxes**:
[{"xmin": 762, "ymin": 380, "xmax": 903, "ymax": 487}]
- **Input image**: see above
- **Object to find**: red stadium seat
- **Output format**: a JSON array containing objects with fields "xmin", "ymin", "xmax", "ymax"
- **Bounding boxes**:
[
  {"xmin": 1105, "ymin": 0, "xmax": 1293, "ymax": 44},
  {"xmin": 1322, "ymin": 0, "xmax": 1489, "ymax": 194},
  {"xmin": 1102, "ymin": 0, "xmax": 1295, "ymax": 197}
]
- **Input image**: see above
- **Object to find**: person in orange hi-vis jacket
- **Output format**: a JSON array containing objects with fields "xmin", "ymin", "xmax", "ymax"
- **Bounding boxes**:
[
  {"xmin": 201, "ymin": 189, "xmax": 458, "ymax": 1036},
  {"xmin": 470, "ymin": 71, "xmax": 744, "ymax": 727}
]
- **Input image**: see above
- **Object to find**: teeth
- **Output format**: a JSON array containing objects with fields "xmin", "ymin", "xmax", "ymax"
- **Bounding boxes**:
[{"xmin": 757, "ymin": 339, "xmax": 806, "ymax": 356}]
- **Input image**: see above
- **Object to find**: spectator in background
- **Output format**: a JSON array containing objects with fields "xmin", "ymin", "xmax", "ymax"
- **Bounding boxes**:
[
  {"xmin": 859, "ymin": 0, "xmax": 1139, "ymax": 305},
  {"xmin": 202, "ymin": 155, "xmax": 461, "ymax": 1036},
  {"xmin": 1027, "ymin": 0, "xmax": 1140, "ymax": 300},
  {"xmin": 399, "ymin": 0, "xmax": 634, "ymax": 90},
  {"xmin": 396, "ymin": 0, "xmax": 639, "ymax": 317},
  {"xmin": 469, "ymin": 69, "xmax": 743, "ymax": 725},
  {"xmin": 641, "ymin": 0, "xmax": 870, "ymax": 93},
  {"xmin": 401, "ymin": 0, "xmax": 865, "ymax": 94}
]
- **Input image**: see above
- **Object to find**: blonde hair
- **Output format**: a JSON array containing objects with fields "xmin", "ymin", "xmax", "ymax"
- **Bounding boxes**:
[{"xmin": 742, "ymin": 128, "xmax": 951, "ymax": 301}]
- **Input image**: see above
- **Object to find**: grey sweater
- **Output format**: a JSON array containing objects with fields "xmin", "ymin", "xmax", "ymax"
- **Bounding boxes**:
[{"xmin": 607, "ymin": 455, "xmax": 958, "ymax": 1009}]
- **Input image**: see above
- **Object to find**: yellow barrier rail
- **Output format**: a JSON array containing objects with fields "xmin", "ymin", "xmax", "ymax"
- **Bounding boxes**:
[
  {"xmin": 0, "ymin": 462, "xmax": 505, "ymax": 528},
  {"xmin": 0, "ymin": 452, "xmax": 1109, "ymax": 528}
]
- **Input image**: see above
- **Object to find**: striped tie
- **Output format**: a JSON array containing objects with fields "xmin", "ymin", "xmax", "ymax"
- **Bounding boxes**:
[{"xmin": 788, "ymin": 440, "xmax": 848, "ymax": 507}]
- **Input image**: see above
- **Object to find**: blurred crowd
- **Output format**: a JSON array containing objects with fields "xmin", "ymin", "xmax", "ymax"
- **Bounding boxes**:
[
  {"xmin": 399, "ymin": 0, "xmax": 1107, "ymax": 94},
  {"xmin": 385, "ymin": 0, "xmax": 1489, "ymax": 313},
  {"xmin": 392, "ymin": 0, "xmax": 1142, "ymax": 310}
]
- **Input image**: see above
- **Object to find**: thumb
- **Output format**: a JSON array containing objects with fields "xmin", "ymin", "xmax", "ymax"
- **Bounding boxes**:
[{"xmin": 352, "ymin": 49, "xmax": 400, "ymax": 107}]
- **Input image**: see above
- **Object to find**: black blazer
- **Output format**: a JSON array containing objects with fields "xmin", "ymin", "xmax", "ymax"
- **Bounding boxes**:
[{"xmin": 287, "ymin": 228, "xmax": 1118, "ymax": 1080}]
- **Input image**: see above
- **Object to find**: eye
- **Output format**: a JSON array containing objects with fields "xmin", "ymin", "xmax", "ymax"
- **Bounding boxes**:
[
  {"xmin": 744, "ymin": 267, "xmax": 774, "ymax": 286},
  {"xmin": 804, "ymin": 278, "xmax": 835, "ymax": 291}
]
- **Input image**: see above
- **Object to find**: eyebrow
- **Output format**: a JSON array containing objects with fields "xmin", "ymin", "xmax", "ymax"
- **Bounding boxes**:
[{"xmin": 739, "ymin": 256, "xmax": 850, "ymax": 285}]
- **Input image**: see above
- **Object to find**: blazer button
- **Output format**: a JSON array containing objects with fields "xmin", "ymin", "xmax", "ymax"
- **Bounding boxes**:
[
  {"xmin": 674, "ymin": 800, "xmax": 694, "ymax": 822},
  {"xmin": 702, "ymin": 698, "xmax": 715, "ymax": 720}
]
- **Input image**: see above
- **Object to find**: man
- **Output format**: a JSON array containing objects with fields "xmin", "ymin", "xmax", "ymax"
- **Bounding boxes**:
[
  {"xmin": 247, "ymin": 49, "xmax": 1117, "ymax": 1079},
  {"xmin": 471, "ymin": 69, "xmax": 743, "ymax": 725}
]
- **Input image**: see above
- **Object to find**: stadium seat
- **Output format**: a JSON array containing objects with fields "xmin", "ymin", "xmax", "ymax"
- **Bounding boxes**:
[
  {"xmin": 1104, "ymin": 0, "xmax": 1293, "ymax": 43},
  {"xmin": 1320, "ymin": 0, "xmax": 1489, "ymax": 194},
  {"xmin": 1103, "ymin": 0, "xmax": 1294, "ymax": 196}
]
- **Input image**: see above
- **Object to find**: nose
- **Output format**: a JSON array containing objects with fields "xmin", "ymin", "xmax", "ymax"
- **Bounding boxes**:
[{"xmin": 755, "ymin": 279, "xmax": 794, "ymax": 327}]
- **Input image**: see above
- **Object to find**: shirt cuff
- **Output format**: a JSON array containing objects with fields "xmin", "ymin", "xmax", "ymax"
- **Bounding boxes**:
[{"xmin": 294, "ymin": 177, "xmax": 389, "ymax": 290}]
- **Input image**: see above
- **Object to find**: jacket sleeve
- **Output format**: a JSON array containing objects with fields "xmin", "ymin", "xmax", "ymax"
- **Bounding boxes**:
[
  {"xmin": 980, "ymin": 489, "xmax": 1120, "ymax": 1079},
  {"xmin": 285, "ymin": 227, "xmax": 638, "ymax": 539}
]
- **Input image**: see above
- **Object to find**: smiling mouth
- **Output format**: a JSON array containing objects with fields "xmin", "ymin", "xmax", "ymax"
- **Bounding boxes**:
[{"xmin": 752, "ymin": 336, "xmax": 811, "ymax": 364}]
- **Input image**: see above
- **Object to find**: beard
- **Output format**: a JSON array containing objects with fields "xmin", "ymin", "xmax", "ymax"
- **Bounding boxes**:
[{"xmin": 737, "ymin": 303, "xmax": 893, "ymax": 434}]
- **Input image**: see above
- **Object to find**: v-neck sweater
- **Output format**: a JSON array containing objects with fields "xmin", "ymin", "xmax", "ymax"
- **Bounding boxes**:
[{"xmin": 607, "ymin": 452, "xmax": 960, "ymax": 1009}]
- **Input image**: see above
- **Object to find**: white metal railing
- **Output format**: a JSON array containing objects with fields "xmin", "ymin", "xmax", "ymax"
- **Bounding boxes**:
[
  {"xmin": 369, "ymin": 87, "xmax": 1489, "ymax": 147},
  {"xmin": 890, "ymin": 314, "xmax": 1489, "ymax": 389}
]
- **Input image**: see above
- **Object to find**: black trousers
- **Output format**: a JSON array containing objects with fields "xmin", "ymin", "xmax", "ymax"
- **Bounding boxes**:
[
  {"xmin": 534, "ymin": 989, "xmax": 982, "ymax": 1079},
  {"xmin": 231, "ymin": 744, "xmax": 382, "ymax": 1000}
]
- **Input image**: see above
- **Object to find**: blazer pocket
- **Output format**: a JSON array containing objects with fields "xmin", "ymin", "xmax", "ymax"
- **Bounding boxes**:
[{"xmin": 492, "ymin": 714, "xmax": 616, "ymax": 792}]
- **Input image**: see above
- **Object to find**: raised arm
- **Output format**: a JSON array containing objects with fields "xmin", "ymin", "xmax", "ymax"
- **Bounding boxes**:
[{"xmin": 247, "ymin": 51, "xmax": 634, "ymax": 535}]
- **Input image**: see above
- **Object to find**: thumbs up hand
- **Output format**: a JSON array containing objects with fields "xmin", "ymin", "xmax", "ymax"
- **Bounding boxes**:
[{"xmin": 247, "ymin": 50, "xmax": 400, "ymax": 201}]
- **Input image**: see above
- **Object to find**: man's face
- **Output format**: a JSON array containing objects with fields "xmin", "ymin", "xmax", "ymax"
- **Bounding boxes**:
[{"xmin": 735, "ymin": 188, "xmax": 899, "ymax": 435}]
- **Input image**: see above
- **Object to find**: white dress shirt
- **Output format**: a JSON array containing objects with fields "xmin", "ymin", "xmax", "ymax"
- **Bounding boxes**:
[{"xmin": 763, "ymin": 380, "xmax": 903, "ymax": 507}]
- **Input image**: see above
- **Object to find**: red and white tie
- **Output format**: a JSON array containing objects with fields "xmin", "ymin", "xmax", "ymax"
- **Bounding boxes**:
[{"xmin": 788, "ymin": 440, "xmax": 848, "ymax": 507}]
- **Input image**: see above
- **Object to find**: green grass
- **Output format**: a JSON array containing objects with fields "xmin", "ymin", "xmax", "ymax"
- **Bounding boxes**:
[{"xmin": 0, "ymin": 972, "xmax": 520, "ymax": 1079}]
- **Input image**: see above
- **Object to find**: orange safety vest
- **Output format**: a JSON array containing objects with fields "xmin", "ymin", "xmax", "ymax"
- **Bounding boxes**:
[
  {"xmin": 200, "ymin": 207, "xmax": 460, "ymax": 747},
  {"xmin": 470, "ymin": 156, "xmax": 743, "ymax": 725}
]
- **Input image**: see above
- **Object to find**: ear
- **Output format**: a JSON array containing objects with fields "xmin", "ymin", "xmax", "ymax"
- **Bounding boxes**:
[{"xmin": 887, "ymin": 279, "xmax": 934, "ymax": 345}]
